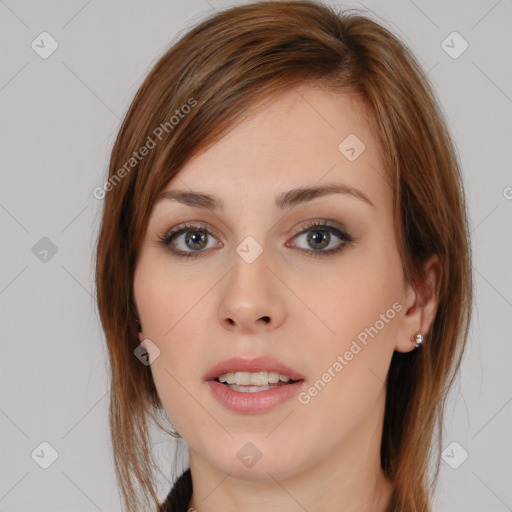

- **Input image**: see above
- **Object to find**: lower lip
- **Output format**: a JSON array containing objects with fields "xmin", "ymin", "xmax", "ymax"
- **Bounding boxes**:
[{"xmin": 207, "ymin": 380, "xmax": 304, "ymax": 414}]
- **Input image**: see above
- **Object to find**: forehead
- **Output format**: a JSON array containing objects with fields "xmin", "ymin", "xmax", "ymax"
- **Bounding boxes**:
[{"xmin": 159, "ymin": 84, "xmax": 389, "ymax": 211}]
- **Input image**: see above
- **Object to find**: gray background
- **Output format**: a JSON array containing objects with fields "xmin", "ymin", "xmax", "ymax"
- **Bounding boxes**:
[{"xmin": 1, "ymin": 0, "xmax": 511, "ymax": 511}]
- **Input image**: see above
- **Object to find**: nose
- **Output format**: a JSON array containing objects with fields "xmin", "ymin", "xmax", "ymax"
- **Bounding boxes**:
[{"xmin": 217, "ymin": 245, "xmax": 286, "ymax": 334}]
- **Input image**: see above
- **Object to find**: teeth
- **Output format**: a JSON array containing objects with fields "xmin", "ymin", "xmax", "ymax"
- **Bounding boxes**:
[
  {"xmin": 217, "ymin": 371, "xmax": 293, "ymax": 386},
  {"xmin": 227, "ymin": 384, "xmax": 275, "ymax": 393}
]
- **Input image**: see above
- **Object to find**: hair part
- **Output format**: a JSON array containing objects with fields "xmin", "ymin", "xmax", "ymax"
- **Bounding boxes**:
[{"xmin": 95, "ymin": 1, "xmax": 473, "ymax": 510}]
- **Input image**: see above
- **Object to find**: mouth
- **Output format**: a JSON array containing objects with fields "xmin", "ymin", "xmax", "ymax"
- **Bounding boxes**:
[
  {"xmin": 204, "ymin": 356, "xmax": 305, "ymax": 396},
  {"xmin": 214, "ymin": 370, "xmax": 302, "ymax": 393}
]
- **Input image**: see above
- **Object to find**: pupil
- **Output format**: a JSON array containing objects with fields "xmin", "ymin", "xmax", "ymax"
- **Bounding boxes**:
[
  {"xmin": 186, "ymin": 230, "xmax": 207, "ymax": 250},
  {"xmin": 308, "ymin": 230, "xmax": 329, "ymax": 249}
]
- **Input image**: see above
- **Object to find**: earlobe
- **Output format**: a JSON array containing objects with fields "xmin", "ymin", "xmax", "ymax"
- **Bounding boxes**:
[{"xmin": 395, "ymin": 254, "xmax": 442, "ymax": 353}]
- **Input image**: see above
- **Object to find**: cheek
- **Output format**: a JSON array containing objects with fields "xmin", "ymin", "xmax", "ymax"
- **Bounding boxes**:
[
  {"xmin": 294, "ymin": 251, "xmax": 403, "ymax": 442},
  {"xmin": 134, "ymin": 257, "xmax": 201, "ymax": 373},
  {"xmin": 308, "ymin": 231, "xmax": 403, "ymax": 347},
  {"xmin": 134, "ymin": 251, "xmax": 202, "ymax": 337},
  {"xmin": 148, "ymin": 352, "xmax": 198, "ymax": 436},
  {"xmin": 296, "ymin": 233, "xmax": 404, "ymax": 419},
  {"xmin": 134, "ymin": 254, "xmax": 213, "ymax": 430},
  {"xmin": 134, "ymin": 255, "xmax": 167, "ymax": 333}
]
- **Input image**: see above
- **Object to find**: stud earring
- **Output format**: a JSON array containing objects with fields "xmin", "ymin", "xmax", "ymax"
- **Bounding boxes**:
[{"xmin": 411, "ymin": 332, "xmax": 424, "ymax": 348}]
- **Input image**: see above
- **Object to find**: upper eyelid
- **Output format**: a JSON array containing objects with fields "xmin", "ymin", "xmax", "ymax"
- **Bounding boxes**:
[
  {"xmin": 289, "ymin": 218, "xmax": 346, "ymax": 235},
  {"xmin": 163, "ymin": 218, "xmax": 346, "ymax": 239},
  {"xmin": 164, "ymin": 221, "xmax": 221, "ymax": 241}
]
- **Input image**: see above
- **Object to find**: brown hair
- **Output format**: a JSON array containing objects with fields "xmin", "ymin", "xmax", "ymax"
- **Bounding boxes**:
[{"xmin": 94, "ymin": 1, "xmax": 473, "ymax": 511}]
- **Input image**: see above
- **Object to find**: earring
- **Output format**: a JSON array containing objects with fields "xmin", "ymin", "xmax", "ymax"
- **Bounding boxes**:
[{"xmin": 411, "ymin": 332, "xmax": 424, "ymax": 348}]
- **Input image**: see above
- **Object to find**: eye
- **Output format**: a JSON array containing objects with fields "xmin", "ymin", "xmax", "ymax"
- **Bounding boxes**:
[
  {"xmin": 157, "ymin": 222, "xmax": 222, "ymax": 259},
  {"xmin": 287, "ymin": 219, "xmax": 353, "ymax": 258},
  {"xmin": 157, "ymin": 219, "xmax": 353, "ymax": 259}
]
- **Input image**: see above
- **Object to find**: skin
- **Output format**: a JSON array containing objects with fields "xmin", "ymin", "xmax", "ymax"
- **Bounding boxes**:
[{"xmin": 133, "ymin": 83, "xmax": 441, "ymax": 512}]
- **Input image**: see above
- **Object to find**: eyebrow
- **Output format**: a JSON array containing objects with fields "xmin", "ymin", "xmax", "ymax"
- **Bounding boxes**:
[{"xmin": 157, "ymin": 183, "xmax": 375, "ymax": 211}]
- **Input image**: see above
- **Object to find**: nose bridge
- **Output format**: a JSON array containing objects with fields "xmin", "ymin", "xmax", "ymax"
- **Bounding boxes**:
[
  {"xmin": 234, "ymin": 235, "xmax": 269, "ymax": 284},
  {"xmin": 217, "ymin": 234, "xmax": 286, "ymax": 332}
]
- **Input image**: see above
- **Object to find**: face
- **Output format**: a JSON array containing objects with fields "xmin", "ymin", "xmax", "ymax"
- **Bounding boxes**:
[{"xmin": 134, "ymin": 84, "xmax": 411, "ymax": 482}]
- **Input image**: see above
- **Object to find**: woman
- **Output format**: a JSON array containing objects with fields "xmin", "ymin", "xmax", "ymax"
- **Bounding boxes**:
[{"xmin": 95, "ymin": 1, "xmax": 473, "ymax": 511}]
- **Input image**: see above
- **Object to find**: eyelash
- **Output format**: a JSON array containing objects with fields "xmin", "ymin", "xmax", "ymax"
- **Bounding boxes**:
[{"xmin": 156, "ymin": 219, "xmax": 354, "ymax": 260}]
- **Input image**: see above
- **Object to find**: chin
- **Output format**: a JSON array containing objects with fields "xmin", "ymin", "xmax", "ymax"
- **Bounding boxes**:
[{"xmin": 206, "ymin": 439, "xmax": 305, "ymax": 483}]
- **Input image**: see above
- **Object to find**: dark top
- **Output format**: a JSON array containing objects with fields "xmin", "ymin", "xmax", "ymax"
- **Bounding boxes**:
[{"xmin": 159, "ymin": 468, "xmax": 193, "ymax": 512}]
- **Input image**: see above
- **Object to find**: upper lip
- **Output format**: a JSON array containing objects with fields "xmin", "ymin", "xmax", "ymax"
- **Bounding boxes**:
[{"xmin": 204, "ymin": 356, "xmax": 305, "ymax": 382}]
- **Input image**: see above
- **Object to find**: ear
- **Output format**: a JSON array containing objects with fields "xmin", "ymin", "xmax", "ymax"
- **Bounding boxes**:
[
  {"xmin": 138, "ymin": 331, "xmax": 146, "ymax": 345},
  {"xmin": 395, "ymin": 254, "xmax": 442, "ymax": 353}
]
